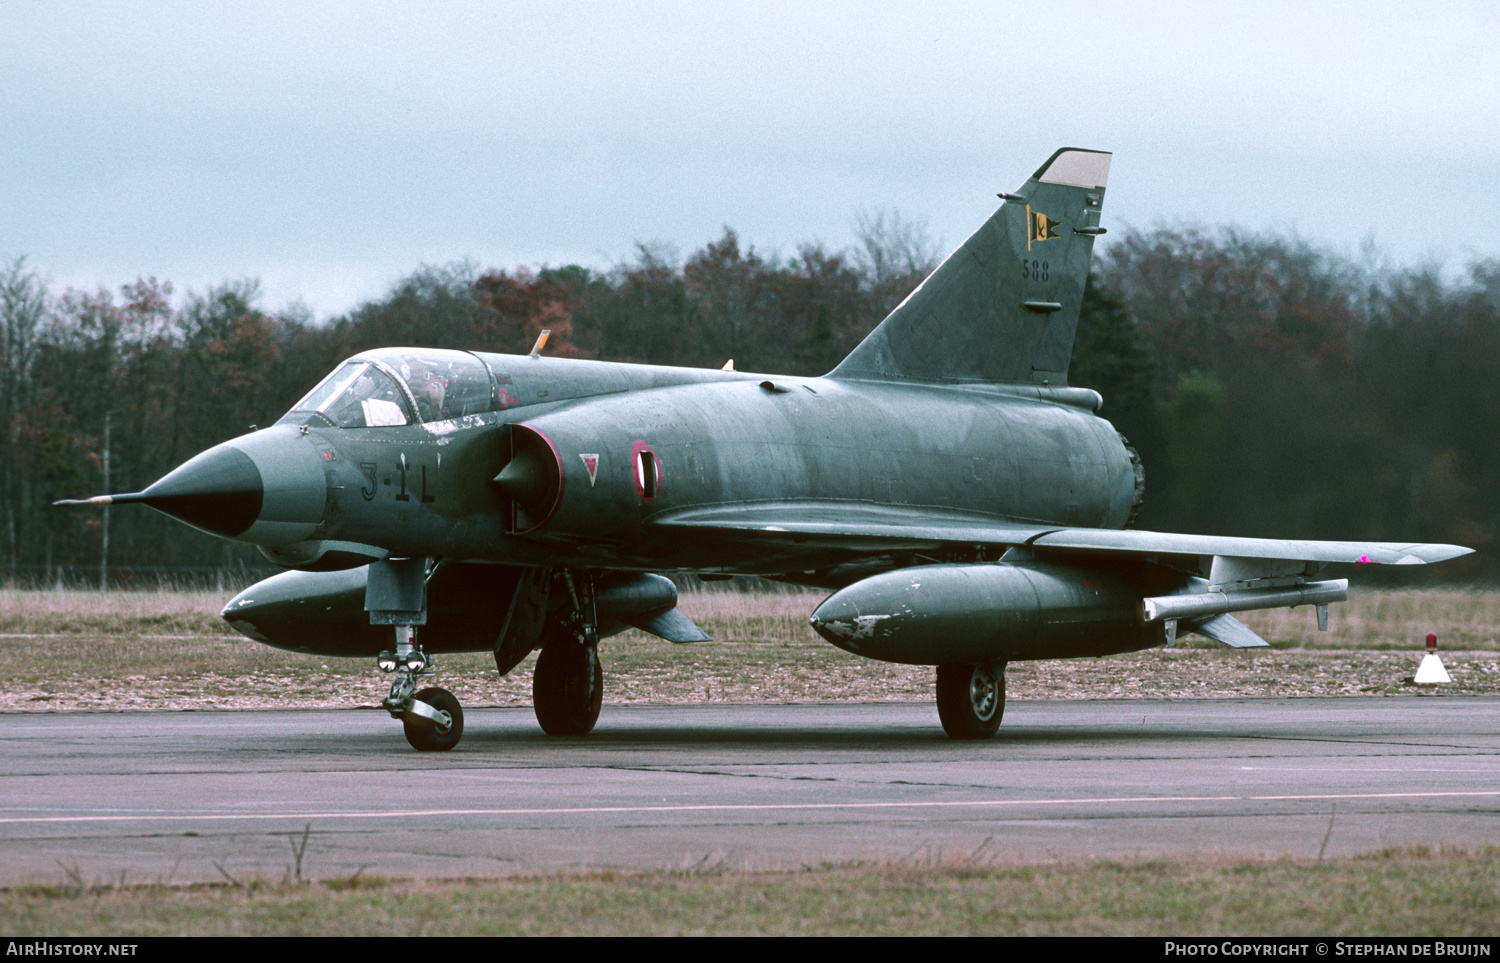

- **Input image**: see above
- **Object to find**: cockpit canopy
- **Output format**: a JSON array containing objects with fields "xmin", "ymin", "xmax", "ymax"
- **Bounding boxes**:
[{"xmin": 286, "ymin": 348, "xmax": 494, "ymax": 428}]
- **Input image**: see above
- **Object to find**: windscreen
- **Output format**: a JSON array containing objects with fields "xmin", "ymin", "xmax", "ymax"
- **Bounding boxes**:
[
  {"xmin": 288, "ymin": 349, "xmax": 494, "ymax": 427},
  {"xmin": 288, "ymin": 361, "xmax": 415, "ymax": 428}
]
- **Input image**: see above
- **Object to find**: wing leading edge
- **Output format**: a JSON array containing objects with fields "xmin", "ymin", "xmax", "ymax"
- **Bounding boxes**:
[
  {"xmin": 1028, "ymin": 529, "xmax": 1470, "ymax": 566},
  {"xmin": 650, "ymin": 502, "xmax": 1472, "ymax": 568}
]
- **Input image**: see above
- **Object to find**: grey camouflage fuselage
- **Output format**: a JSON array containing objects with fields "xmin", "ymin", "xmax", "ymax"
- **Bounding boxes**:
[{"xmin": 60, "ymin": 149, "xmax": 1470, "ymax": 745}]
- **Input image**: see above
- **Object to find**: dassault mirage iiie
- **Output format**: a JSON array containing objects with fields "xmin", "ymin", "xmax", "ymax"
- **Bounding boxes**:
[{"xmin": 61, "ymin": 149, "xmax": 1471, "ymax": 750}]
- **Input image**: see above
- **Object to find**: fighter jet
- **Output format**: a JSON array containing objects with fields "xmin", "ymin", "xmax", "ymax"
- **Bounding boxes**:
[{"xmin": 60, "ymin": 149, "xmax": 1471, "ymax": 750}]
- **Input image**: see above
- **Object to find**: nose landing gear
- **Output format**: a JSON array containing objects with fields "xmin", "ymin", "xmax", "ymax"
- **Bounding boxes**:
[
  {"xmin": 378, "ymin": 627, "xmax": 465, "ymax": 751},
  {"xmin": 367, "ymin": 559, "xmax": 466, "ymax": 751}
]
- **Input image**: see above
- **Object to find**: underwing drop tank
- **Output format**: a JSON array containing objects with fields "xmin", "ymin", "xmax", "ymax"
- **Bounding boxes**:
[
  {"xmin": 223, "ymin": 563, "xmax": 709, "ymax": 657},
  {"xmin": 809, "ymin": 561, "xmax": 1165, "ymax": 665}
]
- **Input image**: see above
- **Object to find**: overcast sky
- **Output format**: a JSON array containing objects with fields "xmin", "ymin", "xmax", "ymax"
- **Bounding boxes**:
[{"xmin": 5, "ymin": 1, "xmax": 1498, "ymax": 319}]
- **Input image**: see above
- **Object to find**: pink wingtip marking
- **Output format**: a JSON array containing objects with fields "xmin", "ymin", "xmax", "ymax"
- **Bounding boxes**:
[{"xmin": 1357, "ymin": 554, "xmax": 1371, "ymax": 564}]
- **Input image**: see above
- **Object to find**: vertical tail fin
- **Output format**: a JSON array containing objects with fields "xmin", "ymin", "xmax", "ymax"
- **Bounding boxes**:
[{"xmin": 830, "ymin": 148, "xmax": 1111, "ymax": 386}]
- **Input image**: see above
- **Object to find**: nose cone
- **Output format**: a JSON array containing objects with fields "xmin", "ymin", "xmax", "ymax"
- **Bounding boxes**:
[
  {"xmin": 141, "ymin": 445, "xmax": 263, "ymax": 538},
  {"xmin": 143, "ymin": 427, "xmax": 328, "ymax": 546}
]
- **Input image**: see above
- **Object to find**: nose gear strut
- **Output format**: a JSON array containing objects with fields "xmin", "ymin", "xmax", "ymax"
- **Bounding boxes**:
[{"xmin": 368, "ymin": 557, "xmax": 465, "ymax": 751}]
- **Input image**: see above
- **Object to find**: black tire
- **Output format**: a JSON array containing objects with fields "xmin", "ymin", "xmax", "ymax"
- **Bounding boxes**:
[
  {"xmin": 935, "ymin": 662, "xmax": 1005, "ymax": 739},
  {"xmin": 403, "ymin": 686, "xmax": 464, "ymax": 751},
  {"xmin": 533, "ymin": 642, "xmax": 603, "ymax": 736}
]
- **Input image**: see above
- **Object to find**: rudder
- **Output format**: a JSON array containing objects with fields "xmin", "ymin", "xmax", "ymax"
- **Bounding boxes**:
[{"xmin": 830, "ymin": 148, "xmax": 1111, "ymax": 386}]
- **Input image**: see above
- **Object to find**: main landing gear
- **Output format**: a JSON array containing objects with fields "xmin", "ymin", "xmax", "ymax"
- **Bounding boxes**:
[
  {"xmin": 532, "ymin": 571, "xmax": 603, "ymax": 736},
  {"xmin": 935, "ymin": 661, "xmax": 1006, "ymax": 739},
  {"xmin": 533, "ymin": 641, "xmax": 602, "ymax": 735}
]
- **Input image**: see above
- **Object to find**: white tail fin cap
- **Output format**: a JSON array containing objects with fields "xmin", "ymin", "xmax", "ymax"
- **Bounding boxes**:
[{"xmin": 1038, "ymin": 150, "xmax": 1112, "ymax": 189}]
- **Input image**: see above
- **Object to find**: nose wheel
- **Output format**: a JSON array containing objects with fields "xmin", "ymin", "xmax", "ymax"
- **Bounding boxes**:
[{"xmin": 402, "ymin": 686, "xmax": 464, "ymax": 751}]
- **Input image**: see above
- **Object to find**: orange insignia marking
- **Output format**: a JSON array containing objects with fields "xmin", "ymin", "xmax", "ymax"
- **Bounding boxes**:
[{"xmin": 1029, "ymin": 210, "xmax": 1061, "ymax": 245}]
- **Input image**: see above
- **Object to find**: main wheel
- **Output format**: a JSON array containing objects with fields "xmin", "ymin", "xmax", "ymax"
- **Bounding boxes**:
[
  {"xmin": 403, "ymin": 686, "xmax": 464, "ymax": 751},
  {"xmin": 935, "ymin": 662, "xmax": 1005, "ymax": 739},
  {"xmin": 533, "ymin": 642, "xmax": 603, "ymax": 736}
]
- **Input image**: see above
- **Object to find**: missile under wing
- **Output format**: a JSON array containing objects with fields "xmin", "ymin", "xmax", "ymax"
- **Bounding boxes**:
[{"xmin": 61, "ymin": 148, "xmax": 1471, "ymax": 748}]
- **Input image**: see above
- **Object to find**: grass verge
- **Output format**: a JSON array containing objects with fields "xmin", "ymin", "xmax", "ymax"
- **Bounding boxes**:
[{"xmin": 3, "ymin": 847, "xmax": 1496, "ymax": 936}]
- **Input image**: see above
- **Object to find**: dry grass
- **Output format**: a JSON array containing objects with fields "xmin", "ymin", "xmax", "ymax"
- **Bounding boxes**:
[
  {"xmin": 0, "ymin": 586, "xmax": 1496, "ymax": 711},
  {"xmin": 1239, "ymin": 588, "xmax": 1500, "ymax": 650},
  {"xmin": 0, "ymin": 587, "xmax": 231, "ymax": 637},
  {"xmin": 1, "ymin": 847, "xmax": 1496, "ymax": 936}
]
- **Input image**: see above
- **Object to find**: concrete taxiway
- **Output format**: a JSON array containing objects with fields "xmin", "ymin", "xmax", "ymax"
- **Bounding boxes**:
[{"xmin": 0, "ymin": 698, "xmax": 1496, "ymax": 885}]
